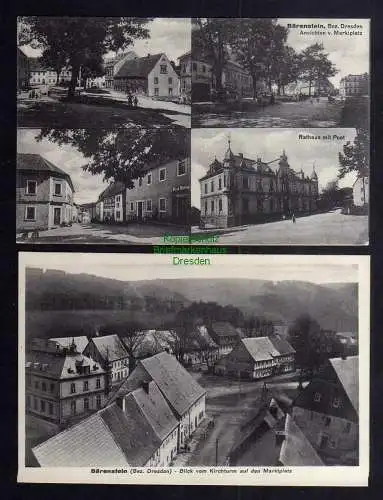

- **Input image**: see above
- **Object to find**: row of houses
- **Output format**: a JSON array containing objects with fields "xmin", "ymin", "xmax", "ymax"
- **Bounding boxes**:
[
  {"xmin": 16, "ymin": 153, "xmax": 191, "ymax": 232},
  {"xmin": 18, "ymin": 47, "xmax": 187, "ymax": 100},
  {"xmin": 32, "ymin": 351, "xmax": 206, "ymax": 467}
]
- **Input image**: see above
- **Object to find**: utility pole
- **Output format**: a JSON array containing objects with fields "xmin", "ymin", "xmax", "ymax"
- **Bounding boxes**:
[{"xmin": 215, "ymin": 437, "xmax": 219, "ymax": 466}]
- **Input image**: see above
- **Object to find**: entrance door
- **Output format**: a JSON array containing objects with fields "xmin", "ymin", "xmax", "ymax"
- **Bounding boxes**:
[
  {"xmin": 137, "ymin": 201, "xmax": 143, "ymax": 220},
  {"xmin": 319, "ymin": 434, "xmax": 329, "ymax": 450},
  {"xmin": 54, "ymin": 207, "xmax": 61, "ymax": 225},
  {"xmin": 175, "ymin": 197, "xmax": 187, "ymax": 222}
]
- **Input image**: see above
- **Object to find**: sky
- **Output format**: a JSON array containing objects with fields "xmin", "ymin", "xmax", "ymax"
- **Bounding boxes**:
[
  {"xmin": 20, "ymin": 253, "xmax": 363, "ymax": 284},
  {"xmin": 19, "ymin": 18, "xmax": 191, "ymax": 64},
  {"xmin": 17, "ymin": 129, "xmax": 107, "ymax": 205},
  {"xmin": 278, "ymin": 19, "xmax": 370, "ymax": 88},
  {"xmin": 191, "ymin": 128, "xmax": 357, "ymax": 209}
]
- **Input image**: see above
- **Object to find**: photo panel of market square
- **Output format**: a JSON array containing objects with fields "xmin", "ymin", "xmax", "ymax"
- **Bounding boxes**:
[
  {"xmin": 191, "ymin": 18, "xmax": 370, "ymax": 129},
  {"xmin": 191, "ymin": 127, "xmax": 369, "ymax": 245},
  {"xmin": 17, "ymin": 17, "xmax": 191, "ymax": 129},
  {"xmin": 17, "ymin": 126, "xmax": 191, "ymax": 244}
]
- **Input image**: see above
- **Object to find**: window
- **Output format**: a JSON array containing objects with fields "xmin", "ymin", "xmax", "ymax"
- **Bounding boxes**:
[
  {"xmin": 154, "ymin": 88, "xmax": 159, "ymax": 96},
  {"xmin": 177, "ymin": 160, "xmax": 186, "ymax": 176},
  {"xmin": 168, "ymin": 88, "xmax": 173, "ymax": 96},
  {"xmin": 48, "ymin": 402, "xmax": 53, "ymax": 415},
  {"xmin": 26, "ymin": 180, "xmax": 37, "ymax": 195},
  {"xmin": 324, "ymin": 416, "xmax": 331, "ymax": 427},
  {"xmin": 96, "ymin": 394, "xmax": 102, "ymax": 409},
  {"xmin": 159, "ymin": 198, "xmax": 167, "ymax": 212},
  {"xmin": 146, "ymin": 199, "xmax": 152, "ymax": 211},
  {"xmin": 219, "ymin": 199, "xmax": 223, "ymax": 212},
  {"xmin": 168, "ymin": 77, "xmax": 173, "ymax": 84},
  {"xmin": 34, "ymin": 398, "xmax": 38, "ymax": 410},
  {"xmin": 84, "ymin": 397, "xmax": 89, "ymax": 411},
  {"xmin": 204, "ymin": 184, "xmax": 207, "ymax": 194},
  {"xmin": 332, "ymin": 397, "xmax": 342, "ymax": 408},
  {"xmin": 202, "ymin": 65, "xmax": 206, "ymax": 73},
  {"xmin": 159, "ymin": 168, "xmax": 166, "ymax": 181},
  {"xmin": 96, "ymin": 378, "xmax": 101, "ymax": 389},
  {"xmin": 210, "ymin": 181, "xmax": 214, "ymax": 192},
  {"xmin": 40, "ymin": 400, "xmax": 46, "ymax": 412},
  {"xmin": 218, "ymin": 177, "xmax": 222, "ymax": 190},
  {"xmin": 160, "ymin": 64, "xmax": 167, "ymax": 74},
  {"xmin": 224, "ymin": 175, "xmax": 227, "ymax": 187},
  {"xmin": 138, "ymin": 177, "xmax": 143, "ymax": 187},
  {"xmin": 243, "ymin": 177, "xmax": 249, "ymax": 189},
  {"xmin": 35, "ymin": 381, "xmax": 39, "ymax": 390},
  {"xmin": 41, "ymin": 382, "xmax": 47, "ymax": 392},
  {"xmin": 27, "ymin": 395, "xmax": 31, "ymax": 408},
  {"xmin": 83, "ymin": 381, "xmax": 89, "ymax": 392},
  {"xmin": 243, "ymin": 198, "xmax": 249, "ymax": 213},
  {"xmin": 130, "ymin": 202, "xmax": 135, "ymax": 212},
  {"xmin": 26, "ymin": 375, "xmax": 31, "ymax": 387},
  {"xmin": 192, "ymin": 62, "xmax": 197, "ymax": 71},
  {"xmin": 204, "ymin": 201, "xmax": 207, "ymax": 213},
  {"xmin": 154, "ymin": 77, "xmax": 158, "ymax": 84},
  {"xmin": 25, "ymin": 206, "xmax": 36, "ymax": 221},
  {"xmin": 71, "ymin": 400, "xmax": 76, "ymax": 415},
  {"xmin": 147, "ymin": 173, "xmax": 152, "ymax": 185},
  {"xmin": 54, "ymin": 183, "xmax": 62, "ymax": 196},
  {"xmin": 344, "ymin": 422, "xmax": 351, "ymax": 434},
  {"xmin": 70, "ymin": 383, "xmax": 76, "ymax": 394},
  {"xmin": 211, "ymin": 200, "xmax": 214, "ymax": 213}
]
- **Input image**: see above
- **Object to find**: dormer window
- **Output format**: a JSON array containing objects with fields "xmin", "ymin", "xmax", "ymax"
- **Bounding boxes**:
[
  {"xmin": 314, "ymin": 392, "xmax": 321, "ymax": 402},
  {"xmin": 332, "ymin": 397, "xmax": 342, "ymax": 408},
  {"xmin": 160, "ymin": 64, "xmax": 167, "ymax": 74}
]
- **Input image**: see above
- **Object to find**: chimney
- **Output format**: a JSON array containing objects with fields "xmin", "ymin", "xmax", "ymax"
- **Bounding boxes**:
[
  {"xmin": 142, "ymin": 381, "xmax": 150, "ymax": 394},
  {"xmin": 116, "ymin": 395, "xmax": 126, "ymax": 413},
  {"xmin": 147, "ymin": 53, "xmax": 151, "ymax": 58}
]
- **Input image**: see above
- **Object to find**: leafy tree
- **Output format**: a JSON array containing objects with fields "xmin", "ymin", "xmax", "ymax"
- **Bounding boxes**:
[
  {"xmin": 35, "ymin": 127, "xmax": 189, "ymax": 185},
  {"xmin": 298, "ymin": 43, "xmax": 337, "ymax": 96},
  {"xmin": 338, "ymin": 129, "xmax": 369, "ymax": 179},
  {"xmin": 18, "ymin": 17, "xmax": 152, "ymax": 98},
  {"xmin": 273, "ymin": 46, "xmax": 301, "ymax": 95}
]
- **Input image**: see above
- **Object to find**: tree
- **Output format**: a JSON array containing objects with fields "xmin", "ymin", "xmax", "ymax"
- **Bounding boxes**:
[
  {"xmin": 192, "ymin": 18, "xmax": 231, "ymax": 95},
  {"xmin": 19, "ymin": 17, "xmax": 152, "ymax": 99},
  {"xmin": 338, "ymin": 129, "xmax": 369, "ymax": 179},
  {"xmin": 36, "ymin": 127, "xmax": 189, "ymax": 185},
  {"xmin": 273, "ymin": 46, "xmax": 301, "ymax": 95},
  {"xmin": 298, "ymin": 43, "xmax": 337, "ymax": 96},
  {"xmin": 288, "ymin": 314, "xmax": 322, "ymax": 375}
]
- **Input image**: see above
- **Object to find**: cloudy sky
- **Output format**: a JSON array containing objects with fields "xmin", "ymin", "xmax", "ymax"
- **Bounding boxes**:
[
  {"xmin": 191, "ymin": 128, "xmax": 357, "ymax": 209},
  {"xmin": 17, "ymin": 129, "xmax": 107, "ymax": 204},
  {"xmin": 20, "ymin": 18, "xmax": 191, "ymax": 64},
  {"xmin": 20, "ymin": 253, "xmax": 364, "ymax": 284},
  {"xmin": 278, "ymin": 19, "xmax": 370, "ymax": 88}
]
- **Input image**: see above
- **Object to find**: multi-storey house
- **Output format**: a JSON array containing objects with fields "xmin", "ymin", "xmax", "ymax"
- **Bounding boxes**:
[
  {"xmin": 103, "ymin": 51, "xmax": 138, "ymax": 89},
  {"xmin": 339, "ymin": 73, "xmax": 369, "ymax": 98},
  {"xmin": 178, "ymin": 51, "xmax": 192, "ymax": 102},
  {"xmin": 17, "ymin": 153, "xmax": 74, "ymax": 232},
  {"xmin": 29, "ymin": 57, "xmax": 72, "ymax": 86},
  {"xmin": 199, "ymin": 140, "xmax": 319, "ymax": 228}
]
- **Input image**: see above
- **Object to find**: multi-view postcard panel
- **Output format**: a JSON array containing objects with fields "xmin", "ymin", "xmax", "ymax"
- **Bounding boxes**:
[{"xmin": 18, "ymin": 253, "xmax": 369, "ymax": 485}]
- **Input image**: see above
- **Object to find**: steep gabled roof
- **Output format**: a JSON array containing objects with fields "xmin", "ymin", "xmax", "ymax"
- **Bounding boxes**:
[
  {"xmin": 268, "ymin": 335, "xmax": 296, "ymax": 355},
  {"xmin": 210, "ymin": 321, "xmax": 240, "ymax": 339},
  {"xmin": 140, "ymin": 352, "xmax": 206, "ymax": 417},
  {"xmin": 49, "ymin": 336, "xmax": 89, "ymax": 354},
  {"xmin": 241, "ymin": 337, "xmax": 280, "ymax": 362},
  {"xmin": 32, "ymin": 401, "xmax": 161, "ymax": 467},
  {"xmin": 115, "ymin": 53, "xmax": 165, "ymax": 79},
  {"xmin": 99, "ymin": 181, "xmax": 126, "ymax": 200},
  {"xmin": 90, "ymin": 335, "xmax": 129, "ymax": 362},
  {"xmin": 17, "ymin": 153, "xmax": 74, "ymax": 191},
  {"xmin": 330, "ymin": 356, "xmax": 358, "ymax": 413}
]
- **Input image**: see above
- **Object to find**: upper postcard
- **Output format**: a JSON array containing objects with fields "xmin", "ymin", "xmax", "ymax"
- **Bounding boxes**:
[{"xmin": 191, "ymin": 19, "xmax": 370, "ymax": 129}]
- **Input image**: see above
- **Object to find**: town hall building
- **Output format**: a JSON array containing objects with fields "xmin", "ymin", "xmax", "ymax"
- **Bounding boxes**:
[{"xmin": 199, "ymin": 140, "xmax": 319, "ymax": 228}]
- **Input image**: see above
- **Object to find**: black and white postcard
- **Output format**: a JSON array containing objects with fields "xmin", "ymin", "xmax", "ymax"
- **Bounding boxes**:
[{"xmin": 18, "ymin": 253, "xmax": 369, "ymax": 486}]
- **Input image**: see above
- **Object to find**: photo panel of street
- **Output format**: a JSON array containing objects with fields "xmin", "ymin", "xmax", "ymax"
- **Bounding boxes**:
[
  {"xmin": 191, "ymin": 18, "xmax": 370, "ymax": 129},
  {"xmin": 17, "ymin": 127, "xmax": 191, "ymax": 244},
  {"xmin": 17, "ymin": 17, "xmax": 191, "ymax": 129},
  {"xmin": 18, "ymin": 253, "xmax": 369, "ymax": 485},
  {"xmin": 191, "ymin": 128, "xmax": 369, "ymax": 245}
]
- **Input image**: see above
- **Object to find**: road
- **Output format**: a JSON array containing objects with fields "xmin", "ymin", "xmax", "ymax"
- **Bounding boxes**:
[
  {"xmin": 192, "ymin": 97, "xmax": 343, "ymax": 128},
  {"xmin": 16, "ymin": 222, "xmax": 188, "ymax": 245},
  {"xmin": 193, "ymin": 210, "xmax": 368, "ymax": 245}
]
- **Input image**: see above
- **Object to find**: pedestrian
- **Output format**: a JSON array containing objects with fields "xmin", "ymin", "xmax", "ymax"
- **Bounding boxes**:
[
  {"xmin": 292, "ymin": 213, "xmax": 296, "ymax": 223},
  {"xmin": 317, "ymin": 97, "xmax": 320, "ymax": 103},
  {"xmin": 133, "ymin": 95, "xmax": 138, "ymax": 108},
  {"xmin": 127, "ymin": 94, "xmax": 133, "ymax": 108}
]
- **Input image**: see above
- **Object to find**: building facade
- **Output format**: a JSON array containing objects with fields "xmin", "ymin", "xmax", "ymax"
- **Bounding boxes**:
[
  {"xmin": 125, "ymin": 157, "xmax": 190, "ymax": 226},
  {"xmin": 199, "ymin": 141, "xmax": 319, "ymax": 228},
  {"xmin": 178, "ymin": 52, "xmax": 192, "ymax": 102},
  {"xmin": 114, "ymin": 53, "xmax": 180, "ymax": 99},
  {"xmin": 17, "ymin": 153, "xmax": 74, "ymax": 232},
  {"xmin": 104, "ymin": 51, "xmax": 138, "ymax": 89},
  {"xmin": 191, "ymin": 57, "xmax": 213, "ymax": 102},
  {"xmin": 26, "ymin": 339, "xmax": 107, "ymax": 428},
  {"xmin": 97, "ymin": 182, "xmax": 125, "ymax": 223},
  {"xmin": 220, "ymin": 60, "xmax": 253, "ymax": 98},
  {"xmin": 339, "ymin": 73, "xmax": 369, "ymax": 98},
  {"xmin": 29, "ymin": 58, "xmax": 72, "ymax": 86}
]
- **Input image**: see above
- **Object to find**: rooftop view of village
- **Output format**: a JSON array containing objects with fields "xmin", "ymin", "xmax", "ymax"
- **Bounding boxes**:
[{"xmin": 23, "ymin": 262, "xmax": 360, "ymax": 469}]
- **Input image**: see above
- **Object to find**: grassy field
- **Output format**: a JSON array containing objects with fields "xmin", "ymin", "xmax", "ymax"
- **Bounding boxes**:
[{"xmin": 25, "ymin": 309, "xmax": 177, "ymax": 341}]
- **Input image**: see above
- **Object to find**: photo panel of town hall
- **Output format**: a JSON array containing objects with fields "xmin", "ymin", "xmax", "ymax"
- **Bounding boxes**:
[
  {"xmin": 190, "ymin": 18, "xmax": 370, "ymax": 130},
  {"xmin": 191, "ymin": 128, "xmax": 369, "ymax": 246},
  {"xmin": 18, "ymin": 253, "xmax": 369, "ymax": 485}
]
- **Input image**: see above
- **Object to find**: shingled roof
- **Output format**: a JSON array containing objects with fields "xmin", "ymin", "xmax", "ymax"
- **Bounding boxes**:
[
  {"xmin": 241, "ymin": 337, "xmax": 280, "ymax": 362},
  {"xmin": 32, "ymin": 401, "xmax": 160, "ymax": 467},
  {"xmin": 98, "ymin": 181, "xmax": 126, "ymax": 201},
  {"xmin": 268, "ymin": 335, "xmax": 296, "ymax": 355},
  {"xmin": 17, "ymin": 153, "xmax": 75, "ymax": 191},
  {"xmin": 210, "ymin": 321, "xmax": 240, "ymax": 343},
  {"xmin": 115, "ymin": 53, "xmax": 164, "ymax": 79},
  {"xmin": 140, "ymin": 352, "xmax": 206, "ymax": 418},
  {"xmin": 49, "ymin": 336, "xmax": 89, "ymax": 354},
  {"xmin": 89, "ymin": 334, "xmax": 129, "ymax": 362}
]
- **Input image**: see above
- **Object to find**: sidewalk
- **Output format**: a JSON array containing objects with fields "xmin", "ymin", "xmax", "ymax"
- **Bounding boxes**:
[{"xmin": 171, "ymin": 416, "xmax": 214, "ymax": 466}]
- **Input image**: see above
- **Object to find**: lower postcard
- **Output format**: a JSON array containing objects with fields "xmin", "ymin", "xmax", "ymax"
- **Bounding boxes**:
[{"xmin": 18, "ymin": 253, "xmax": 370, "ymax": 486}]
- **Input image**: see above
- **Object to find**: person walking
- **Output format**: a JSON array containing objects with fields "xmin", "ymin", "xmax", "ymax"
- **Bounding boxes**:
[
  {"xmin": 133, "ymin": 95, "xmax": 138, "ymax": 108},
  {"xmin": 292, "ymin": 213, "xmax": 296, "ymax": 223}
]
